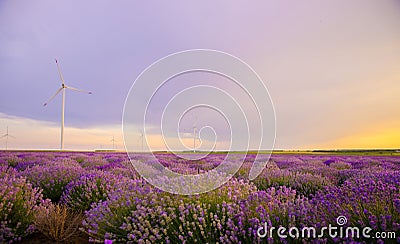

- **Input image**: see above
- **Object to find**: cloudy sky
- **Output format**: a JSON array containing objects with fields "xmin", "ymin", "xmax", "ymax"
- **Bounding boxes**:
[{"xmin": 1, "ymin": 0, "xmax": 399, "ymax": 150}]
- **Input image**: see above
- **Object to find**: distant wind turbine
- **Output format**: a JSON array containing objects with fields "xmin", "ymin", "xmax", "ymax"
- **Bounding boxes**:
[
  {"xmin": 139, "ymin": 131, "xmax": 144, "ymax": 152},
  {"xmin": 193, "ymin": 117, "xmax": 198, "ymax": 153},
  {"xmin": 1, "ymin": 126, "xmax": 15, "ymax": 150},
  {"xmin": 110, "ymin": 136, "xmax": 116, "ymax": 150},
  {"xmin": 43, "ymin": 59, "xmax": 92, "ymax": 150}
]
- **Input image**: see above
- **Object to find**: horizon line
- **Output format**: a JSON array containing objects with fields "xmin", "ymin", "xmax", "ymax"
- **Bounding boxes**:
[{"xmin": 1, "ymin": 148, "xmax": 399, "ymax": 153}]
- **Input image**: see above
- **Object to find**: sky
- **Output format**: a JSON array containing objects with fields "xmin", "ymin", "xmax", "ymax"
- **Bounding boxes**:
[{"xmin": 0, "ymin": 0, "xmax": 399, "ymax": 150}]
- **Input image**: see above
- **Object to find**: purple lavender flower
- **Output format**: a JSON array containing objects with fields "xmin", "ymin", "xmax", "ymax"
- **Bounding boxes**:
[{"xmin": 0, "ymin": 165, "xmax": 45, "ymax": 242}]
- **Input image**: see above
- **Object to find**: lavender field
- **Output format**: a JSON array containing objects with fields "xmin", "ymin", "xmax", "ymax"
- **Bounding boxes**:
[{"xmin": 0, "ymin": 151, "xmax": 399, "ymax": 243}]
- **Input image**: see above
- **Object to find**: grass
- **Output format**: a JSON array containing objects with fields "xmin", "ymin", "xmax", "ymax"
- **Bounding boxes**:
[{"xmin": 34, "ymin": 203, "xmax": 83, "ymax": 242}]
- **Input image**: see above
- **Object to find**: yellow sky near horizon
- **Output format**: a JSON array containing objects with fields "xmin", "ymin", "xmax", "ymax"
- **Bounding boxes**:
[{"xmin": 323, "ymin": 125, "xmax": 400, "ymax": 150}]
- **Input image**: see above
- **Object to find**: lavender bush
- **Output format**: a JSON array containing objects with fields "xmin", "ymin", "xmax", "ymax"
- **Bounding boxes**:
[
  {"xmin": 311, "ymin": 174, "xmax": 400, "ymax": 242},
  {"xmin": 82, "ymin": 178, "xmax": 258, "ymax": 243},
  {"xmin": 20, "ymin": 160, "xmax": 84, "ymax": 202},
  {"xmin": 61, "ymin": 170, "xmax": 129, "ymax": 211},
  {"xmin": 0, "ymin": 166, "xmax": 45, "ymax": 242},
  {"xmin": 253, "ymin": 169, "xmax": 332, "ymax": 196}
]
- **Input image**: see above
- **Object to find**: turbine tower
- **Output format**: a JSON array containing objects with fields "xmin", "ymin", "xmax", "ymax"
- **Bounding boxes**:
[
  {"xmin": 1, "ymin": 126, "xmax": 15, "ymax": 150},
  {"xmin": 44, "ymin": 59, "xmax": 92, "ymax": 150}
]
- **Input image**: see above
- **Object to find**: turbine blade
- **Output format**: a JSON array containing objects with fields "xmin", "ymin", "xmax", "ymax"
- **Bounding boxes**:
[
  {"xmin": 55, "ymin": 59, "xmax": 66, "ymax": 85},
  {"xmin": 66, "ymin": 86, "xmax": 92, "ymax": 94},
  {"xmin": 9, "ymin": 135, "xmax": 15, "ymax": 139},
  {"xmin": 0, "ymin": 135, "xmax": 6, "ymax": 138},
  {"xmin": 43, "ymin": 87, "xmax": 63, "ymax": 106}
]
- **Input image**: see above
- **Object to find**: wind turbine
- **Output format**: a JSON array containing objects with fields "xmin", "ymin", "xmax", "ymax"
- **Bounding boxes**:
[
  {"xmin": 110, "ymin": 136, "xmax": 116, "ymax": 150},
  {"xmin": 138, "ymin": 131, "xmax": 144, "ymax": 152},
  {"xmin": 43, "ymin": 59, "xmax": 92, "ymax": 150},
  {"xmin": 192, "ymin": 117, "xmax": 197, "ymax": 153},
  {"xmin": 1, "ymin": 126, "xmax": 15, "ymax": 150}
]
